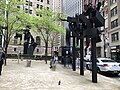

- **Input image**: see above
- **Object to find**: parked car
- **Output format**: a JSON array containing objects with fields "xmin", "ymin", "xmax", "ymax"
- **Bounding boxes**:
[{"xmin": 87, "ymin": 57, "xmax": 120, "ymax": 75}]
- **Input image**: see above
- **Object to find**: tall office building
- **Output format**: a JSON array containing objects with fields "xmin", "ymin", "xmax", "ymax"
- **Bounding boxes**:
[
  {"xmin": 95, "ymin": 0, "xmax": 109, "ymax": 57},
  {"xmin": 63, "ymin": 0, "xmax": 82, "ymax": 18},
  {"xmin": 62, "ymin": 0, "xmax": 82, "ymax": 47},
  {"xmin": 52, "ymin": 0, "xmax": 62, "ymax": 50},
  {"xmin": 108, "ymin": 0, "xmax": 120, "ymax": 61}
]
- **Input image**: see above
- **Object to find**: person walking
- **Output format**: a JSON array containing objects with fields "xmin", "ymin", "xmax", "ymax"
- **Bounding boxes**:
[
  {"xmin": 50, "ymin": 52, "xmax": 58, "ymax": 70},
  {"xmin": 76, "ymin": 51, "xmax": 80, "ymax": 68},
  {"xmin": 0, "ymin": 49, "xmax": 5, "ymax": 75}
]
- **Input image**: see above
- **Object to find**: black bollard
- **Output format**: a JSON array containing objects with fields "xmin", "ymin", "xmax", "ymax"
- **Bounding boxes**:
[
  {"xmin": 58, "ymin": 81, "xmax": 61, "ymax": 85},
  {"xmin": 80, "ymin": 33, "xmax": 84, "ymax": 75}
]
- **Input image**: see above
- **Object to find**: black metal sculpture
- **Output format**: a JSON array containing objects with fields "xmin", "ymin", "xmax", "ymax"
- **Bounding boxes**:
[
  {"xmin": 23, "ymin": 27, "xmax": 37, "ymax": 55},
  {"xmin": 62, "ymin": 1, "xmax": 105, "ymax": 83}
]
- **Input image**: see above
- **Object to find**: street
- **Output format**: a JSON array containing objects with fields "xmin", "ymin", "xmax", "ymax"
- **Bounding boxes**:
[{"xmin": 101, "ymin": 73, "xmax": 120, "ymax": 82}]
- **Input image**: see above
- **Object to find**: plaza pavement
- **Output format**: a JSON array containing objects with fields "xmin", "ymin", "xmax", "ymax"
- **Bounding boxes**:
[{"xmin": 0, "ymin": 59, "xmax": 120, "ymax": 90}]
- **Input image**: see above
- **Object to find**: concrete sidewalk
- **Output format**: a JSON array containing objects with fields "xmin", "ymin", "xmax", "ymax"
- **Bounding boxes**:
[{"xmin": 0, "ymin": 59, "xmax": 120, "ymax": 90}]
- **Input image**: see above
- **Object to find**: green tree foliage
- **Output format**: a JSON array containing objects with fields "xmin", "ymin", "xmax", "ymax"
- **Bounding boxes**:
[
  {"xmin": 31, "ymin": 7, "xmax": 65, "ymax": 64},
  {"xmin": 0, "ymin": 0, "xmax": 27, "ymax": 65}
]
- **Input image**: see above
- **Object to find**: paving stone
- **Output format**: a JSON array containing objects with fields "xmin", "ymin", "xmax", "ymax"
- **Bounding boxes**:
[{"xmin": 0, "ymin": 59, "xmax": 120, "ymax": 90}]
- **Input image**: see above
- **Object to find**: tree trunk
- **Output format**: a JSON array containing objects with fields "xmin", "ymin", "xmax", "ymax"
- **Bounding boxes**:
[
  {"xmin": 45, "ymin": 42, "xmax": 48, "ymax": 64},
  {"xmin": 4, "ymin": 43, "xmax": 8, "ymax": 66},
  {"xmin": 51, "ymin": 43, "xmax": 54, "ymax": 57}
]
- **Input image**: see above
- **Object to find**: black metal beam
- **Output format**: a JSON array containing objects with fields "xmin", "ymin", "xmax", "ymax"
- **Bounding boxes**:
[
  {"xmin": 91, "ymin": 37, "xmax": 97, "ymax": 83},
  {"xmin": 80, "ymin": 33, "xmax": 84, "ymax": 75},
  {"xmin": 72, "ymin": 36, "xmax": 76, "ymax": 71}
]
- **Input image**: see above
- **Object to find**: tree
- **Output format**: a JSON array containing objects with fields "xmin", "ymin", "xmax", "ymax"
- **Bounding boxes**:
[
  {"xmin": 31, "ymin": 8, "xmax": 65, "ymax": 64},
  {"xmin": 0, "ymin": 0, "xmax": 27, "ymax": 65},
  {"xmin": 49, "ymin": 25, "xmax": 65, "ymax": 57}
]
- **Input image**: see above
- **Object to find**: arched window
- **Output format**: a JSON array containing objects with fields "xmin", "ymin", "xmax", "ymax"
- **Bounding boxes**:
[{"xmin": 36, "ymin": 36, "xmax": 40, "ymax": 46}]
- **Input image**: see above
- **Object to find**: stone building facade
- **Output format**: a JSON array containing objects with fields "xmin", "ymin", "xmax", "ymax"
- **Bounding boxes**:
[
  {"xmin": 107, "ymin": 0, "xmax": 120, "ymax": 61},
  {"xmin": 7, "ymin": 0, "xmax": 62, "ymax": 56}
]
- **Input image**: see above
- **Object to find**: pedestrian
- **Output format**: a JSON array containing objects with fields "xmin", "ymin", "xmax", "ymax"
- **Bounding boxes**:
[
  {"xmin": 64, "ymin": 50, "xmax": 69, "ymax": 67},
  {"xmin": 50, "ymin": 57, "xmax": 53, "ymax": 69},
  {"xmin": 50, "ymin": 52, "xmax": 58, "ymax": 70},
  {"xmin": 76, "ymin": 51, "xmax": 80, "ymax": 68},
  {"xmin": 54, "ymin": 50, "xmax": 58, "ymax": 61},
  {"xmin": 0, "ymin": 49, "xmax": 5, "ymax": 75}
]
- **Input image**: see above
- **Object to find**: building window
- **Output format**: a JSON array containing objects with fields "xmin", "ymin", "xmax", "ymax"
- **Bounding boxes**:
[
  {"xmin": 110, "ymin": 0, "xmax": 117, "ymax": 5},
  {"xmin": 14, "ymin": 48, "xmax": 16, "ymax": 51},
  {"xmin": 29, "ymin": 2, "xmax": 32, "ymax": 6},
  {"xmin": 106, "ymin": 8, "xmax": 108, "ymax": 15},
  {"xmin": 26, "ymin": 0, "xmax": 28, "ymax": 5},
  {"xmin": 36, "ymin": 36, "xmax": 40, "ymax": 45},
  {"xmin": 111, "ymin": 19, "xmax": 118, "ymax": 29},
  {"xmin": 17, "ymin": 6, "xmax": 20, "ymax": 9},
  {"xmin": 102, "ymin": 0, "xmax": 105, "ymax": 7},
  {"xmin": 37, "ymin": 4, "xmax": 39, "ymax": 8},
  {"xmin": 29, "ymin": 10, "xmax": 32, "ymax": 14},
  {"xmin": 41, "ymin": 0, "xmax": 43, "ymax": 2},
  {"xmin": 111, "ymin": 32, "xmax": 119, "ymax": 42},
  {"xmin": 102, "ymin": 11, "xmax": 105, "ymax": 17},
  {"xmin": 40, "ymin": 5, "xmax": 43, "ymax": 9},
  {"xmin": 36, "ymin": 14, "xmax": 39, "ymax": 16},
  {"xmin": 47, "ymin": 0, "xmax": 49, "ymax": 4},
  {"xmin": 47, "ymin": 7, "xmax": 49, "ymax": 10},
  {"xmin": 40, "ymin": 14, "xmax": 42, "ymax": 17},
  {"xmin": 111, "ymin": 6, "xmax": 117, "ymax": 17},
  {"xmin": 37, "ymin": 49, "xmax": 39, "ymax": 52},
  {"xmin": 25, "ymin": 8, "xmax": 28, "ymax": 13}
]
